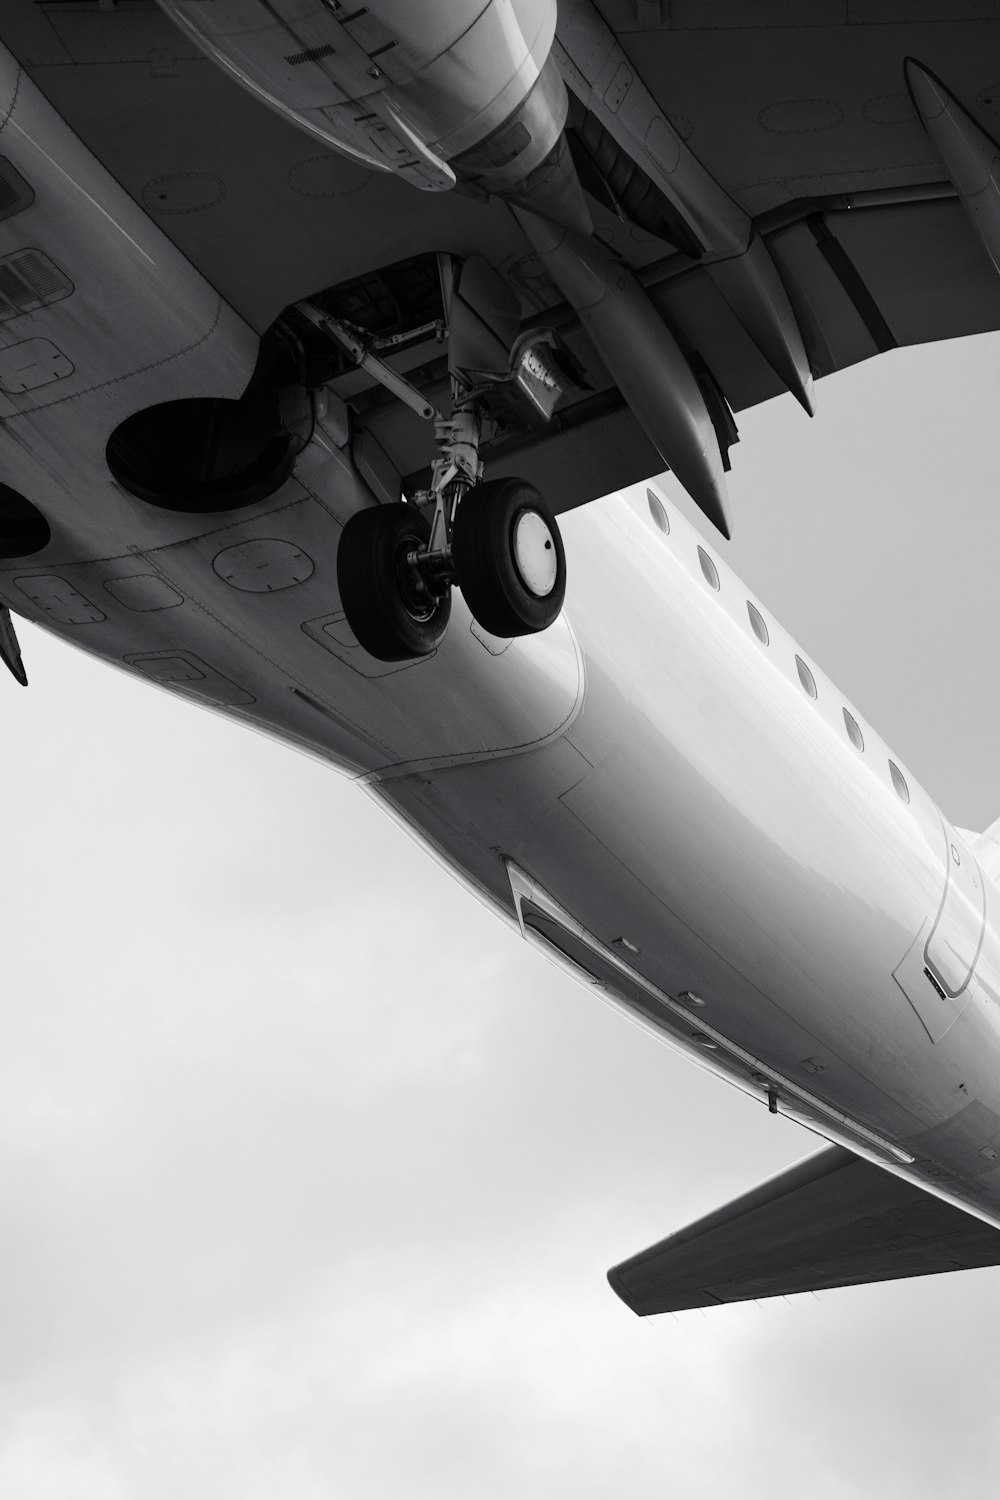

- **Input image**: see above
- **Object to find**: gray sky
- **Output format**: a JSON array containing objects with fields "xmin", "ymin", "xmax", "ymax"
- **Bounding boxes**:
[{"xmin": 3, "ymin": 331, "xmax": 1000, "ymax": 1498}]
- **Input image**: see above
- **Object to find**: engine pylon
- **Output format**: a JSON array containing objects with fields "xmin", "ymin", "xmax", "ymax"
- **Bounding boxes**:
[{"xmin": 555, "ymin": 0, "xmax": 814, "ymax": 415}]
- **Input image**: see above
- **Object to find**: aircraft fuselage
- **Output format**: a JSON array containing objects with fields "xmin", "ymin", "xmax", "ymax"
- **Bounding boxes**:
[
  {"xmin": 9, "ymin": 412, "xmax": 1000, "ymax": 1230},
  {"xmin": 2, "ymin": 33, "xmax": 1000, "ymax": 1247}
]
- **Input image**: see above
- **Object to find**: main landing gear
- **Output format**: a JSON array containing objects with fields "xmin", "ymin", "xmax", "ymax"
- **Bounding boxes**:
[{"xmin": 337, "ymin": 406, "xmax": 566, "ymax": 662}]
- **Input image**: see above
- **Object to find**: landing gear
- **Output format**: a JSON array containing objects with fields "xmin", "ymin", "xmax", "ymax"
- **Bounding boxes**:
[
  {"xmin": 336, "ymin": 393, "xmax": 566, "ymax": 661},
  {"xmin": 337, "ymin": 480, "xmax": 566, "ymax": 662},
  {"xmin": 308, "ymin": 296, "xmax": 568, "ymax": 661},
  {"xmin": 452, "ymin": 478, "xmax": 565, "ymax": 638},
  {"xmin": 336, "ymin": 503, "xmax": 451, "ymax": 661}
]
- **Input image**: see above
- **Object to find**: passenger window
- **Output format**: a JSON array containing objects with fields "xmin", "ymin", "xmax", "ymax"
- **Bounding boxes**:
[
  {"xmin": 747, "ymin": 601, "xmax": 769, "ymax": 645},
  {"xmin": 698, "ymin": 547, "xmax": 720, "ymax": 590},
  {"xmin": 889, "ymin": 761, "xmax": 910, "ymax": 804},
  {"xmin": 843, "ymin": 708, "xmax": 864, "ymax": 752},
  {"xmin": 795, "ymin": 655, "xmax": 817, "ymax": 700},
  {"xmin": 647, "ymin": 489, "xmax": 669, "ymax": 533}
]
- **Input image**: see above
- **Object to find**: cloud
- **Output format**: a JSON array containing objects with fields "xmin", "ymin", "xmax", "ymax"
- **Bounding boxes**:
[{"xmin": 5, "ymin": 332, "xmax": 1000, "ymax": 1496}]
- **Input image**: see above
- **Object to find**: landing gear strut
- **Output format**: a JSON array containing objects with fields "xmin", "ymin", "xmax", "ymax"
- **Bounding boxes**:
[{"xmin": 337, "ymin": 391, "xmax": 566, "ymax": 662}]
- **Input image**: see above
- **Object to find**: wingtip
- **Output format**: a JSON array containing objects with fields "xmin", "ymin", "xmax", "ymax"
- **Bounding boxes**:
[{"xmin": 606, "ymin": 1264, "xmax": 642, "ymax": 1313}]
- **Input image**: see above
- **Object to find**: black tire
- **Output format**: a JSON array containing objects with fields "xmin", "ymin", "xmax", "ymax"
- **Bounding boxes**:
[
  {"xmin": 337, "ymin": 503, "xmax": 450, "ymax": 661},
  {"xmin": 451, "ymin": 478, "xmax": 566, "ymax": 638}
]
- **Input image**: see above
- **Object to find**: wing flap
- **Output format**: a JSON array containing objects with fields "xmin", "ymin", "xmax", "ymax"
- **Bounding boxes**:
[
  {"xmin": 608, "ymin": 1146, "xmax": 1000, "ymax": 1315},
  {"xmin": 399, "ymin": 189, "xmax": 1000, "ymax": 516}
]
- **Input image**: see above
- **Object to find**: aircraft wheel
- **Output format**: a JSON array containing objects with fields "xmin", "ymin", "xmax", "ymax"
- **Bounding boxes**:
[
  {"xmin": 337, "ymin": 503, "xmax": 450, "ymax": 661},
  {"xmin": 451, "ymin": 478, "xmax": 566, "ymax": 638}
]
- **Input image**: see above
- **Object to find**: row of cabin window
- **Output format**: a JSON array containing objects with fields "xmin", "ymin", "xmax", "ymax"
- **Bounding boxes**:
[{"xmin": 687, "ymin": 530, "xmax": 911, "ymax": 807}]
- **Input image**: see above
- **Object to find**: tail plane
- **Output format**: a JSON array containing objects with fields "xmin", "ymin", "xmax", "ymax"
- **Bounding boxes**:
[{"xmin": 608, "ymin": 1146, "xmax": 1000, "ymax": 1316}]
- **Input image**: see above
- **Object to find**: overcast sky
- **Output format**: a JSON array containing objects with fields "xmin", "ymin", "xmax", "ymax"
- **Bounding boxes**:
[{"xmin": 3, "ymin": 330, "xmax": 1000, "ymax": 1499}]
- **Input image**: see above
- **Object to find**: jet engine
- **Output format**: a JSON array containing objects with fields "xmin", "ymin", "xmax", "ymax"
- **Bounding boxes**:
[{"xmin": 154, "ymin": 0, "xmax": 574, "ymax": 206}]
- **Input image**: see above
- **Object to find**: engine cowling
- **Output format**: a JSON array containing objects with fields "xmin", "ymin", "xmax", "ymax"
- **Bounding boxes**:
[{"xmin": 155, "ymin": 0, "xmax": 564, "ymax": 198}]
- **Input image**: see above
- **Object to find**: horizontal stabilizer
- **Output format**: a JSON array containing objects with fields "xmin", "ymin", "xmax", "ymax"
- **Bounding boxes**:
[{"xmin": 608, "ymin": 1146, "xmax": 1000, "ymax": 1316}]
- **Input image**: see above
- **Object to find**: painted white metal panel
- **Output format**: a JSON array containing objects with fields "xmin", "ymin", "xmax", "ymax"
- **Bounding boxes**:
[{"xmin": 925, "ymin": 822, "xmax": 986, "ymax": 997}]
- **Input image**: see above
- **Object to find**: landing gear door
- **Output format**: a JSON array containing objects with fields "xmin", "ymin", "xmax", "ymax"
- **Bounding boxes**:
[
  {"xmin": 446, "ymin": 254, "xmax": 521, "ymax": 388},
  {"xmin": 925, "ymin": 820, "xmax": 986, "ymax": 998}
]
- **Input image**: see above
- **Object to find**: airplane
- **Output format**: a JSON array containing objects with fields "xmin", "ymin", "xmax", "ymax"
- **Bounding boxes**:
[{"xmin": 2, "ymin": 0, "xmax": 1000, "ymax": 1317}]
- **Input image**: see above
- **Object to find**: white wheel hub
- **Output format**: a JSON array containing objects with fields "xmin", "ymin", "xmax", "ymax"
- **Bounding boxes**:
[{"xmin": 512, "ymin": 509, "xmax": 558, "ymax": 597}]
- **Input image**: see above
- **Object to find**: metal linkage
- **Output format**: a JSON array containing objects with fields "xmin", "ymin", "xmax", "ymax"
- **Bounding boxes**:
[
  {"xmin": 295, "ymin": 302, "xmax": 442, "ymax": 423},
  {"xmin": 413, "ymin": 393, "xmax": 485, "ymax": 583},
  {"xmin": 314, "ymin": 308, "xmax": 489, "ymax": 587},
  {"xmin": 297, "ymin": 301, "xmax": 491, "ymax": 598}
]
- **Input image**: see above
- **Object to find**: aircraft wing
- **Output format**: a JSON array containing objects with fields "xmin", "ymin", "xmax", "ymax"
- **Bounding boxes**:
[
  {"xmin": 608, "ymin": 1145, "xmax": 1000, "ymax": 1316},
  {"xmin": 2, "ymin": 2, "xmax": 1000, "ymax": 519}
]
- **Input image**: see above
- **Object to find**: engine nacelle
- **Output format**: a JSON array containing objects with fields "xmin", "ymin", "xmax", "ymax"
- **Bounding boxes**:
[{"xmin": 155, "ymin": 0, "xmax": 563, "ymax": 196}]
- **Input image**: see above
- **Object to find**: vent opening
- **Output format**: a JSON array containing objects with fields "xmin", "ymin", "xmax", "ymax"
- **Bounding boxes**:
[
  {"xmin": 0, "ymin": 159, "xmax": 34, "ymax": 223},
  {"xmin": 923, "ymin": 965, "xmax": 947, "ymax": 1001},
  {"xmin": 0, "ymin": 249, "xmax": 72, "ymax": 321},
  {"xmin": 285, "ymin": 42, "xmax": 336, "ymax": 66}
]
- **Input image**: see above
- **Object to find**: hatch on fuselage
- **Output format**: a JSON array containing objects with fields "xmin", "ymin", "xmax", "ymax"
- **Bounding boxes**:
[
  {"xmin": 925, "ymin": 823, "xmax": 986, "ymax": 999},
  {"xmin": 894, "ymin": 821, "xmax": 986, "ymax": 1044}
]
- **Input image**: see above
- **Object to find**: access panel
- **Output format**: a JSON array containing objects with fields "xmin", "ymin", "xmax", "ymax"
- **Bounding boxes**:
[{"xmin": 925, "ymin": 821, "xmax": 986, "ymax": 999}]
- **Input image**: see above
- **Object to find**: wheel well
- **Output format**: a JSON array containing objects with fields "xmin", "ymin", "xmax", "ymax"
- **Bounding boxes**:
[
  {"xmin": 105, "ymin": 334, "xmax": 308, "ymax": 514},
  {"xmin": 0, "ymin": 483, "xmax": 50, "ymax": 557}
]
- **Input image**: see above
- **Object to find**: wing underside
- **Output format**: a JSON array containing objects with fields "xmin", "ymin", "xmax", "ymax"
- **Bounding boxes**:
[
  {"xmin": 431, "ymin": 186, "xmax": 1000, "ymax": 514},
  {"xmin": 609, "ymin": 1145, "xmax": 1000, "ymax": 1316},
  {"xmin": 2, "ymin": 2, "xmax": 1000, "ymax": 516}
]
